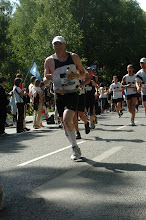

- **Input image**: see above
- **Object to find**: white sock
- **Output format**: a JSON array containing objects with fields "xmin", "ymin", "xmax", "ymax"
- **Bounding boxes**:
[
  {"xmin": 66, "ymin": 129, "xmax": 77, "ymax": 147},
  {"xmin": 64, "ymin": 129, "xmax": 71, "ymax": 143}
]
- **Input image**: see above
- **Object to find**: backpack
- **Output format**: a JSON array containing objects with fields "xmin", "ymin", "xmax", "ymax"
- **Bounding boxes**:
[{"xmin": 46, "ymin": 115, "xmax": 55, "ymax": 124}]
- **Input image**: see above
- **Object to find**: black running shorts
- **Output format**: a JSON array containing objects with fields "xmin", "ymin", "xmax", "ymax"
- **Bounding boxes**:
[
  {"xmin": 86, "ymin": 92, "xmax": 95, "ymax": 114},
  {"xmin": 77, "ymin": 94, "xmax": 86, "ymax": 112},
  {"xmin": 126, "ymin": 93, "xmax": 137, "ymax": 100},
  {"xmin": 112, "ymin": 98, "xmax": 123, "ymax": 104},
  {"xmin": 56, "ymin": 92, "xmax": 79, "ymax": 117},
  {"xmin": 142, "ymin": 95, "xmax": 146, "ymax": 102}
]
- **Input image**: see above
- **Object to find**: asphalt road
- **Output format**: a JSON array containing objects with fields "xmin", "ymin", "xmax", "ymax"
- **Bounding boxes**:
[{"xmin": 0, "ymin": 107, "xmax": 146, "ymax": 220}]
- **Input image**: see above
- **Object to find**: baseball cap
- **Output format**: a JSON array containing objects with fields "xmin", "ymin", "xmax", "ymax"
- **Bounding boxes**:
[
  {"xmin": 52, "ymin": 36, "xmax": 66, "ymax": 44},
  {"xmin": 140, "ymin": 57, "xmax": 146, "ymax": 63}
]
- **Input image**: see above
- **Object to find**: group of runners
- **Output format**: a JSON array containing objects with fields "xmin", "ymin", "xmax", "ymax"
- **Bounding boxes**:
[{"xmin": 43, "ymin": 35, "xmax": 146, "ymax": 160}]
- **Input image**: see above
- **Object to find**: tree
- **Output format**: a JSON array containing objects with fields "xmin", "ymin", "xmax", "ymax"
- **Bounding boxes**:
[
  {"xmin": 72, "ymin": 0, "xmax": 146, "ymax": 80},
  {"xmin": 8, "ymin": 0, "xmax": 146, "ymax": 86},
  {"xmin": 0, "ymin": 0, "xmax": 19, "ymax": 89},
  {"xmin": 9, "ymin": 0, "xmax": 83, "ymax": 80}
]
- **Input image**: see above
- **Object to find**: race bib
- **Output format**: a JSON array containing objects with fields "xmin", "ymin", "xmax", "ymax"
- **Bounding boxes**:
[
  {"xmin": 114, "ymin": 87, "xmax": 120, "ymax": 91},
  {"xmin": 130, "ymin": 82, "xmax": 136, "ymax": 88},
  {"xmin": 60, "ymin": 73, "xmax": 75, "ymax": 87},
  {"xmin": 86, "ymin": 85, "xmax": 92, "ymax": 91}
]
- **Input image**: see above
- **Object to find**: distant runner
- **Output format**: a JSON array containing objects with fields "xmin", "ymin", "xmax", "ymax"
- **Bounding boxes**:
[
  {"xmin": 136, "ymin": 57, "xmax": 146, "ymax": 116},
  {"xmin": 121, "ymin": 64, "xmax": 137, "ymax": 125}
]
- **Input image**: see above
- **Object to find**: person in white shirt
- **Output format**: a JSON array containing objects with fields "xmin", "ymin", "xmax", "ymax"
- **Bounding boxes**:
[
  {"xmin": 109, "ymin": 75, "xmax": 123, "ymax": 117},
  {"xmin": 99, "ymin": 84, "xmax": 108, "ymax": 113},
  {"xmin": 121, "ymin": 64, "xmax": 137, "ymax": 126},
  {"xmin": 13, "ymin": 78, "xmax": 27, "ymax": 133},
  {"xmin": 33, "ymin": 79, "xmax": 44, "ymax": 129},
  {"xmin": 29, "ymin": 76, "xmax": 36, "ymax": 103},
  {"xmin": 136, "ymin": 57, "xmax": 146, "ymax": 116}
]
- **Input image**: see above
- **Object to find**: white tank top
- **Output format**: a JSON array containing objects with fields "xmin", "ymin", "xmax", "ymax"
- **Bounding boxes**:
[
  {"xmin": 52, "ymin": 53, "xmax": 80, "ymax": 91},
  {"xmin": 110, "ymin": 82, "xmax": 122, "ymax": 99},
  {"xmin": 136, "ymin": 69, "xmax": 146, "ymax": 95},
  {"xmin": 124, "ymin": 74, "xmax": 136, "ymax": 95}
]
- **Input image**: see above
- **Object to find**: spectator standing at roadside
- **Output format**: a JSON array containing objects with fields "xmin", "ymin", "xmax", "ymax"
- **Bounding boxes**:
[
  {"xmin": 0, "ymin": 76, "xmax": 9, "ymax": 136},
  {"xmin": 39, "ymin": 81, "xmax": 46, "ymax": 127},
  {"xmin": 13, "ymin": 78, "xmax": 28, "ymax": 133},
  {"xmin": 16, "ymin": 73, "xmax": 24, "ymax": 90},
  {"xmin": 29, "ymin": 76, "xmax": 36, "ymax": 103},
  {"xmin": 16, "ymin": 74, "xmax": 30, "ymax": 131},
  {"xmin": 33, "ymin": 79, "xmax": 44, "ymax": 129},
  {"xmin": 9, "ymin": 91, "xmax": 17, "ymax": 123}
]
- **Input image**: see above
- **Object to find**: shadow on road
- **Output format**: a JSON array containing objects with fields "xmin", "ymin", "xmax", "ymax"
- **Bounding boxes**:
[
  {"xmin": 0, "ymin": 160, "xmax": 145, "ymax": 220},
  {"xmin": 95, "ymin": 136, "xmax": 145, "ymax": 143},
  {"xmin": 0, "ymin": 128, "xmax": 61, "ymax": 153},
  {"xmin": 81, "ymin": 157, "xmax": 146, "ymax": 172}
]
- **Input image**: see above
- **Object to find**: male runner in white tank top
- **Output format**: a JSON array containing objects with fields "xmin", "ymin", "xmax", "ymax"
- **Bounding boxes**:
[
  {"xmin": 44, "ymin": 36, "xmax": 85, "ymax": 160},
  {"xmin": 109, "ymin": 75, "xmax": 123, "ymax": 118},
  {"xmin": 121, "ymin": 64, "xmax": 137, "ymax": 125},
  {"xmin": 136, "ymin": 57, "xmax": 146, "ymax": 116}
]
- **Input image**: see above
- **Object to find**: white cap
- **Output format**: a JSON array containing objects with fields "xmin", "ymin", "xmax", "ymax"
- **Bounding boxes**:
[
  {"xmin": 140, "ymin": 57, "xmax": 146, "ymax": 63},
  {"xmin": 52, "ymin": 36, "xmax": 66, "ymax": 44}
]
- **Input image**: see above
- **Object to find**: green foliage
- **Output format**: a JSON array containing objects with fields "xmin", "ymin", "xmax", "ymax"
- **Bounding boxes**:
[
  {"xmin": 0, "ymin": 0, "xmax": 146, "ymax": 90},
  {"xmin": 0, "ymin": 0, "xmax": 19, "ymax": 90},
  {"xmin": 8, "ymin": 0, "xmax": 83, "ymax": 81},
  {"xmin": 72, "ymin": 0, "xmax": 146, "ymax": 80}
]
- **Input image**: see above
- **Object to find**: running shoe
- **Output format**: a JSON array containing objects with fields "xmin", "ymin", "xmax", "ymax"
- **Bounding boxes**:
[
  {"xmin": 91, "ymin": 122, "xmax": 95, "ymax": 129},
  {"xmin": 0, "ymin": 132, "xmax": 8, "ymax": 137},
  {"xmin": 58, "ymin": 123, "xmax": 63, "ymax": 128},
  {"xmin": 131, "ymin": 119, "xmax": 136, "ymax": 126},
  {"xmin": 120, "ymin": 110, "xmax": 123, "ymax": 116},
  {"xmin": 94, "ymin": 117, "xmax": 98, "ymax": 124},
  {"xmin": 76, "ymin": 131, "xmax": 81, "ymax": 139},
  {"xmin": 85, "ymin": 122, "xmax": 90, "ymax": 134},
  {"xmin": 71, "ymin": 146, "xmax": 81, "ymax": 160},
  {"xmin": 23, "ymin": 127, "xmax": 30, "ymax": 131},
  {"xmin": 118, "ymin": 111, "xmax": 123, "ymax": 118}
]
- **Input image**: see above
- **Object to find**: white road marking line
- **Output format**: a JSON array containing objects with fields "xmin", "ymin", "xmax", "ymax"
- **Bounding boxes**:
[
  {"xmin": 117, "ymin": 125, "xmax": 127, "ymax": 130},
  {"xmin": 33, "ymin": 146, "xmax": 124, "ymax": 200},
  {"xmin": 17, "ymin": 140, "xmax": 86, "ymax": 167},
  {"xmin": 117, "ymin": 121, "xmax": 138, "ymax": 130},
  {"xmin": 92, "ymin": 146, "xmax": 123, "ymax": 163}
]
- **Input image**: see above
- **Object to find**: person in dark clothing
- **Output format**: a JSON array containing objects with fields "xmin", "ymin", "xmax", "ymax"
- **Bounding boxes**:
[
  {"xmin": 13, "ymin": 78, "xmax": 28, "ymax": 133},
  {"xmin": 0, "ymin": 76, "xmax": 9, "ymax": 136}
]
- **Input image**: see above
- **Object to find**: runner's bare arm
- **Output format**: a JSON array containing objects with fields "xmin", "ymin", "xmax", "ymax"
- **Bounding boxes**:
[
  {"xmin": 136, "ymin": 81, "xmax": 142, "ymax": 92},
  {"xmin": 71, "ymin": 53, "xmax": 85, "ymax": 80},
  {"xmin": 83, "ymin": 73, "xmax": 91, "ymax": 85},
  {"xmin": 109, "ymin": 86, "xmax": 112, "ymax": 93},
  {"xmin": 121, "ymin": 76, "xmax": 126, "ymax": 87},
  {"xmin": 43, "ymin": 57, "xmax": 53, "ymax": 83},
  {"xmin": 91, "ymin": 80, "xmax": 99, "ymax": 89}
]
